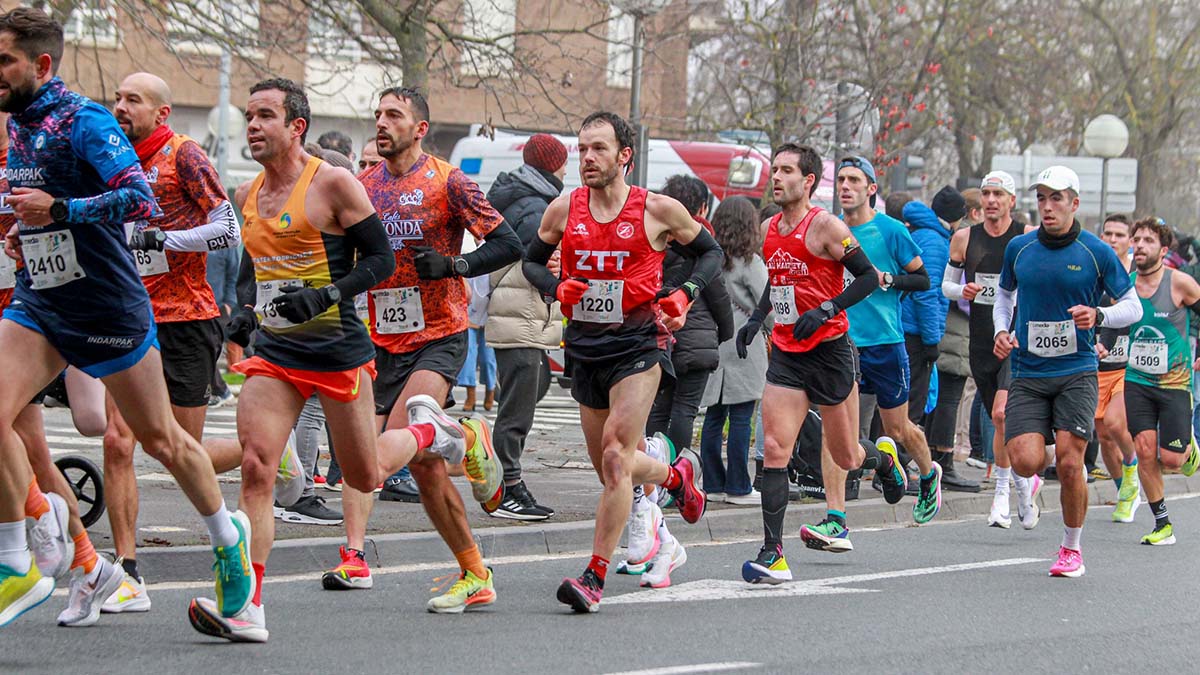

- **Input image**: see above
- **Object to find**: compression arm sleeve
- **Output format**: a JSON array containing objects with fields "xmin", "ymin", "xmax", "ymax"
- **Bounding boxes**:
[
  {"xmin": 941, "ymin": 261, "xmax": 965, "ymax": 300},
  {"xmin": 68, "ymin": 164, "xmax": 161, "ymax": 224},
  {"xmin": 1098, "ymin": 286, "xmax": 1143, "ymax": 329},
  {"xmin": 676, "ymin": 227, "xmax": 725, "ymax": 294},
  {"xmin": 334, "ymin": 213, "xmax": 396, "ymax": 298},
  {"xmin": 522, "ymin": 236, "xmax": 561, "ymax": 299},
  {"xmin": 236, "ymin": 246, "xmax": 256, "ymax": 310},
  {"xmin": 749, "ymin": 280, "xmax": 773, "ymax": 322},
  {"xmin": 994, "ymin": 287, "xmax": 1015, "ymax": 337},
  {"xmin": 830, "ymin": 246, "xmax": 879, "ymax": 311},
  {"xmin": 163, "ymin": 201, "xmax": 241, "ymax": 252},
  {"xmin": 891, "ymin": 264, "xmax": 930, "ymax": 291},
  {"xmin": 459, "ymin": 221, "xmax": 522, "ymax": 277}
]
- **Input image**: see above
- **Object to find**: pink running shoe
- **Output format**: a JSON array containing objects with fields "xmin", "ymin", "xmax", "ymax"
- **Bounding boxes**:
[
  {"xmin": 556, "ymin": 576, "xmax": 602, "ymax": 613},
  {"xmin": 1048, "ymin": 546, "xmax": 1085, "ymax": 578}
]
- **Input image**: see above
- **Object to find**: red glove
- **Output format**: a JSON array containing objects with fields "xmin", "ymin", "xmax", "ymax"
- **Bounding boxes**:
[
  {"xmin": 658, "ymin": 288, "xmax": 692, "ymax": 318},
  {"xmin": 556, "ymin": 277, "xmax": 590, "ymax": 305}
]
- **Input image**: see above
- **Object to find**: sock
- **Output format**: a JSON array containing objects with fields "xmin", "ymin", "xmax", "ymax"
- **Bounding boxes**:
[
  {"xmin": 408, "ymin": 423, "xmax": 436, "ymax": 450},
  {"xmin": 827, "ymin": 509, "xmax": 846, "ymax": 528},
  {"xmin": 24, "ymin": 480, "xmax": 50, "ymax": 520},
  {"xmin": 859, "ymin": 442, "xmax": 882, "ymax": 472},
  {"xmin": 1113, "ymin": 475, "xmax": 1123, "ymax": 490},
  {"xmin": 1124, "ymin": 456, "xmax": 1138, "ymax": 467},
  {"xmin": 631, "ymin": 485, "xmax": 648, "ymax": 512},
  {"xmin": 348, "ymin": 548, "xmax": 365, "ymax": 559},
  {"xmin": 121, "ymin": 557, "xmax": 140, "ymax": 579},
  {"xmin": 994, "ymin": 467, "xmax": 1012, "ymax": 496},
  {"xmin": 921, "ymin": 467, "xmax": 937, "ymax": 483},
  {"xmin": 0, "ymin": 520, "xmax": 30, "ymax": 573},
  {"xmin": 202, "ymin": 503, "xmax": 240, "ymax": 549},
  {"xmin": 252, "ymin": 562, "xmax": 265, "ymax": 606},
  {"xmin": 657, "ymin": 520, "xmax": 674, "ymax": 547},
  {"xmin": 585, "ymin": 555, "xmax": 609, "ymax": 588},
  {"xmin": 453, "ymin": 545, "xmax": 487, "ymax": 579},
  {"xmin": 761, "ymin": 468, "xmax": 789, "ymax": 549},
  {"xmin": 71, "ymin": 531, "xmax": 98, "ymax": 574},
  {"xmin": 661, "ymin": 465, "xmax": 682, "ymax": 491},
  {"xmin": 1062, "ymin": 526, "xmax": 1082, "ymax": 551},
  {"xmin": 1150, "ymin": 499, "xmax": 1169, "ymax": 528}
]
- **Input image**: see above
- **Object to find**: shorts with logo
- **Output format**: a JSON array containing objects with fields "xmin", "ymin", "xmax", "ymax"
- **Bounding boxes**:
[
  {"xmin": 158, "ymin": 318, "xmax": 223, "ymax": 407},
  {"xmin": 766, "ymin": 334, "xmax": 858, "ymax": 406},
  {"xmin": 970, "ymin": 349, "xmax": 1012, "ymax": 415},
  {"xmin": 233, "ymin": 356, "xmax": 377, "ymax": 404},
  {"xmin": 2, "ymin": 304, "xmax": 157, "ymax": 378},
  {"xmin": 568, "ymin": 348, "xmax": 663, "ymax": 410},
  {"xmin": 856, "ymin": 342, "xmax": 911, "ymax": 410},
  {"xmin": 374, "ymin": 331, "xmax": 468, "ymax": 416},
  {"xmin": 1124, "ymin": 381, "xmax": 1193, "ymax": 453},
  {"xmin": 1094, "ymin": 368, "xmax": 1126, "ymax": 420},
  {"xmin": 1004, "ymin": 372, "xmax": 1098, "ymax": 443}
]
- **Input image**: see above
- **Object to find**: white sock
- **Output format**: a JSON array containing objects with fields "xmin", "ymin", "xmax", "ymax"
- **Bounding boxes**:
[
  {"xmin": 645, "ymin": 437, "xmax": 666, "ymax": 464},
  {"xmin": 1062, "ymin": 526, "xmax": 1082, "ymax": 551},
  {"xmin": 202, "ymin": 503, "xmax": 240, "ymax": 548},
  {"xmin": 0, "ymin": 520, "xmax": 31, "ymax": 573},
  {"xmin": 657, "ymin": 520, "xmax": 674, "ymax": 548},
  {"xmin": 85, "ymin": 559, "xmax": 103, "ymax": 584},
  {"xmin": 632, "ymin": 486, "xmax": 648, "ymax": 513},
  {"xmin": 994, "ymin": 467, "xmax": 1011, "ymax": 496}
]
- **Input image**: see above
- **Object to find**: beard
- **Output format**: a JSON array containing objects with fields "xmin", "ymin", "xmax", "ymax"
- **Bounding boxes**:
[
  {"xmin": 582, "ymin": 163, "xmax": 620, "ymax": 188},
  {"xmin": 0, "ymin": 78, "xmax": 37, "ymax": 114},
  {"xmin": 1135, "ymin": 253, "xmax": 1162, "ymax": 272},
  {"xmin": 376, "ymin": 130, "xmax": 414, "ymax": 158}
]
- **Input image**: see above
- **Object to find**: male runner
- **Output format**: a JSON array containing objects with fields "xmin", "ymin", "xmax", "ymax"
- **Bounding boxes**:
[
  {"xmin": 943, "ymin": 170, "xmax": 1040, "ymax": 529},
  {"xmin": 0, "ymin": 7, "xmax": 251, "ymax": 627},
  {"xmin": 994, "ymin": 166, "xmax": 1141, "ymax": 577},
  {"xmin": 798, "ymin": 155, "xmax": 940, "ymax": 553},
  {"xmin": 1122, "ymin": 218, "xmax": 1200, "ymax": 545},
  {"xmin": 1093, "ymin": 214, "xmax": 1141, "ymax": 523},
  {"xmin": 357, "ymin": 139, "xmax": 381, "ymax": 174},
  {"xmin": 330, "ymin": 87, "xmax": 518, "ymax": 613},
  {"xmin": 734, "ymin": 144, "xmax": 899, "ymax": 582},
  {"xmin": 185, "ymin": 78, "xmax": 403, "ymax": 642},
  {"xmin": 523, "ymin": 111, "xmax": 715, "ymax": 611}
]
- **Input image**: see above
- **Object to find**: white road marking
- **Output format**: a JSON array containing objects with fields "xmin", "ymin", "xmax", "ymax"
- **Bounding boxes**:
[
  {"xmin": 602, "ymin": 663, "xmax": 761, "ymax": 675},
  {"xmin": 139, "ymin": 526, "xmax": 188, "ymax": 533}
]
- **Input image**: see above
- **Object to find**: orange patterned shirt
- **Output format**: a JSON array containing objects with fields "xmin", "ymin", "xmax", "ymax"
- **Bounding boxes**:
[{"xmin": 358, "ymin": 154, "xmax": 502, "ymax": 353}]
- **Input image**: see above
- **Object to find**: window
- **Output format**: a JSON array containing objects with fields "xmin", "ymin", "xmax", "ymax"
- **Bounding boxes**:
[
  {"xmin": 166, "ymin": 0, "xmax": 260, "ymax": 55},
  {"xmin": 63, "ymin": 1, "xmax": 118, "ymax": 47},
  {"xmin": 308, "ymin": 3, "xmax": 390, "ymax": 63},
  {"xmin": 459, "ymin": 0, "xmax": 516, "ymax": 77},
  {"xmin": 606, "ymin": 6, "xmax": 634, "ymax": 89}
]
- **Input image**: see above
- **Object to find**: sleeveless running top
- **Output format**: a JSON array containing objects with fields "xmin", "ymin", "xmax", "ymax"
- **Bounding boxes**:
[
  {"xmin": 763, "ymin": 207, "xmax": 848, "ymax": 352},
  {"xmin": 241, "ymin": 156, "xmax": 373, "ymax": 371},
  {"xmin": 561, "ymin": 185, "xmax": 664, "ymax": 361},
  {"xmin": 1127, "ymin": 268, "xmax": 1191, "ymax": 390},
  {"xmin": 965, "ymin": 220, "xmax": 1023, "ymax": 355}
]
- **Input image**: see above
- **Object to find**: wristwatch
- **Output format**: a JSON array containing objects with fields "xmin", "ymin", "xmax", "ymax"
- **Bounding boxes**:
[
  {"xmin": 881, "ymin": 272, "xmax": 894, "ymax": 290},
  {"xmin": 1096, "ymin": 308, "xmax": 1105, "ymax": 326},
  {"xmin": 49, "ymin": 198, "xmax": 69, "ymax": 224},
  {"xmin": 819, "ymin": 300, "xmax": 837, "ymax": 318},
  {"xmin": 322, "ymin": 284, "xmax": 341, "ymax": 305},
  {"xmin": 452, "ymin": 256, "xmax": 470, "ymax": 277}
]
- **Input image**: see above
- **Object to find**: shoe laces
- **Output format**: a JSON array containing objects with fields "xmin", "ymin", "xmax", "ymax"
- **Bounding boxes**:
[{"xmin": 431, "ymin": 571, "xmax": 466, "ymax": 595}]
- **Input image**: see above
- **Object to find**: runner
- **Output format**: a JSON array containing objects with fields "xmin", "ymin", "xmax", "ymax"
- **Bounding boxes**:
[
  {"xmin": 798, "ymin": 155, "xmax": 941, "ymax": 554},
  {"xmin": 185, "ymin": 78, "xmax": 401, "ymax": 642},
  {"xmin": 523, "ymin": 111, "xmax": 716, "ymax": 610},
  {"xmin": 331, "ymin": 86, "xmax": 520, "ymax": 612},
  {"xmin": 993, "ymin": 166, "xmax": 1141, "ymax": 577},
  {"xmin": 1093, "ymin": 214, "xmax": 1141, "ymax": 523},
  {"xmin": 733, "ymin": 144, "xmax": 901, "ymax": 581},
  {"xmin": 942, "ymin": 170, "xmax": 1040, "ymax": 529},
  {"xmin": 0, "ymin": 8, "xmax": 251, "ymax": 627},
  {"xmin": 1122, "ymin": 217, "xmax": 1200, "ymax": 545}
]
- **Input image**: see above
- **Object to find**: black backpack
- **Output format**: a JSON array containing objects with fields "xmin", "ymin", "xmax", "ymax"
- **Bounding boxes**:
[{"xmin": 789, "ymin": 409, "xmax": 863, "ymax": 501}]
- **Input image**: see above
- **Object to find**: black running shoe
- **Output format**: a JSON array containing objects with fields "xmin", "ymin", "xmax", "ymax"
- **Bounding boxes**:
[
  {"xmin": 281, "ymin": 495, "xmax": 343, "ymax": 525},
  {"xmin": 490, "ymin": 481, "xmax": 553, "ymax": 521},
  {"xmin": 379, "ymin": 474, "xmax": 420, "ymax": 503}
]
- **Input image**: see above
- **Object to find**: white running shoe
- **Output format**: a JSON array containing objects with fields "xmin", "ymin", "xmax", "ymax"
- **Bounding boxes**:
[
  {"xmin": 640, "ymin": 532, "xmax": 687, "ymax": 589},
  {"xmin": 406, "ymin": 394, "xmax": 467, "ymax": 465},
  {"xmin": 645, "ymin": 435, "xmax": 668, "ymax": 464},
  {"xmin": 1019, "ymin": 474, "xmax": 1043, "ymax": 530},
  {"xmin": 101, "ymin": 572, "xmax": 151, "ymax": 613},
  {"xmin": 988, "ymin": 491, "xmax": 1012, "ymax": 529},
  {"xmin": 726, "ymin": 490, "xmax": 761, "ymax": 506},
  {"xmin": 273, "ymin": 429, "xmax": 305, "ymax": 508},
  {"xmin": 625, "ymin": 502, "xmax": 663, "ymax": 567},
  {"xmin": 27, "ymin": 492, "xmax": 73, "ymax": 582},
  {"xmin": 58, "ymin": 557, "xmax": 124, "ymax": 627},
  {"xmin": 188, "ymin": 596, "xmax": 269, "ymax": 643}
]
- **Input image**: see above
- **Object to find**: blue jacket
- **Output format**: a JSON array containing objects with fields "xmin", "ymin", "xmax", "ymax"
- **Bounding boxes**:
[{"xmin": 900, "ymin": 201, "xmax": 951, "ymax": 345}]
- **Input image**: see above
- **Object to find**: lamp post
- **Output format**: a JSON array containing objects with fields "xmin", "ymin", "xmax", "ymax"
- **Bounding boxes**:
[
  {"xmin": 611, "ymin": 0, "xmax": 669, "ymax": 187},
  {"xmin": 1083, "ymin": 114, "xmax": 1129, "ymax": 225}
]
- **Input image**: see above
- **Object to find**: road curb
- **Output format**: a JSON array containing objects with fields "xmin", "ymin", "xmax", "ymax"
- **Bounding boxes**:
[{"xmin": 136, "ymin": 473, "xmax": 1195, "ymax": 582}]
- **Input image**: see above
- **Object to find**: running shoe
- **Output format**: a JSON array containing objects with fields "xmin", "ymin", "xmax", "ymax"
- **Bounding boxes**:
[
  {"xmin": 646, "ymin": 432, "xmax": 675, "ymax": 465},
  {"xmin": 1089, "ymin": 467, "xmax": 1111, "ymax": 481},
  {"xmin": 1184, "ymin": 446, "xmax": 1200, "ymax": 477},
  {"xmin": 322, "ymin": 546, "xmax": 373, "ymax": 590},
  {"xmin": 27, "ymin": 492, "xmax": 73, "ymax": 582},
  {"xmin": 0, "ymin": 557, "xmax": 54, "ymax": 628},
  {"xmin": 988, "ymin": 491, "xmax": 1012, "ymax": 529},
  {"xmin": 427, "ymin": 568, "xmax": 495, "ymax": 613},
  {"xmin": 1141, "ymin": 523, "xmax": 1176, "ymax": 546},
  {"xmin": 1113, "ymin": 481, "xmax": 1141, "ymax": 524},
  {"xmin": 188, "ymin": 596, "xmax": 269, "ymax": 643},
  {"xmin": 57, "ymin": 557, "xmax": 123, "ymax": 627},
  {"xmin": 1018, "ymin": 474, "xmax": 1043, "ymax": 530},
  {"xmin": 800, "ymin": 518, "xmax": 854, "ymax": 553},
  {"xmin": 874, "ymin": 436, "xmax": 907, "ymax": 505},
  {"xmin": 556, "ymin": 575, "xmax": 602, "ymax": 613},
  {"xmin": 274, "ymin": 429, "xmax": 304, "ymax": 508},
  {"xmin": 1118, "ymin": 462, "xmax": 1140, "ymax": 503},
  {"xmin": 741, "ymin": 545, "xmax": 791, "ymax": 584},
  {"xmin": 668, "ymin": 448, "xmax": 707, "ymax": 524},
  {"xmin": 212, "ymin": 510, "xmax": 254, "ymax": 618},
  {"xmin": 101, "ymin": 572, "xmax": 151, "ymax": 613},
  {"xmin": 640, "ymin": 535, "xmax": 686, "ymax": 589},
  {"xmin": 489, "ymin": 481, "xmax": 553, "ymax": 521},
  {"xmin": 1048, "ymin": 547, "xmax": 1085, "ymax": 578},
  {"xmin": 406, "ymin": 394, "xmax": 467, "ymax": 465},
  {"xmin": 460, "ymin": 415, "xmax": 503, "ymax": 508},
  {"xmin": 615, "ymin": 559, "xmax": 645, "ymax": 575},
  {"xmin": 625, "ymin": 502, "xmax": 663, "ymax": 568},
  {"xmin": 912, "ymin": 463, "xmax": 943, "ymax": 524}
]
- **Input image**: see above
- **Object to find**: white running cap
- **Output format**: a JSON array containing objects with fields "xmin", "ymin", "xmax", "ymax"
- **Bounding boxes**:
[
  {"xmin": 1029, "ymin": 165, "xmax": 1080, "ymax": 193},
  {"xmin": 980, "ymin": 170, "xmax": 1016, "ymax": 195}
]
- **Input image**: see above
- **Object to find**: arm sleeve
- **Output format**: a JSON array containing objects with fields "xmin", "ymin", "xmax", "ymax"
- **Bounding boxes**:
[
  {"xmin": 942, "ymin": 261, "xmax": 965, "ymax": 300},
  {"xmin": 830, "ymin": 246, "xmax": 880, "ymax": 311},
  {"xmin": 236, "ymin": 247, "xmax": 256, "ymax": 309},
  {"xmin": 749, "ymin": 278, "xmax": 773, "ymax": 322},
  {"xmin": 704, "ymin": 274, "xmax": 736, "ymax": 343},
  {"xmin": 459, "ymin": 221, "xmax": 522, "ymax": 277},
  {"xmin": 164, "ymin": 141, "xmax": 240, "ymax": 252},
  {"xmin": 522, "ymin": 235, "xmax": 561, "ymax": 299},
  {"xmin": 334, "ymin": 213, "xmax": 396, "ymax": 299},
  {"xmin": 994, "ymin": 287, "xmax": 1015, "ymax": 337},
  {"xmin": 1098, "ymin": 286, "xmax": 1142, "ymax": 329},
  {"xmin": 163, "ymin": 201, "xmax": 240, "ymax": 252},
  {"xmin": 891, "ymin": 265, "xmax": 930, "ymax": 291},
  {"xmin": 676, "ymin": 226, "xmax": 725, "ymax": 294}
]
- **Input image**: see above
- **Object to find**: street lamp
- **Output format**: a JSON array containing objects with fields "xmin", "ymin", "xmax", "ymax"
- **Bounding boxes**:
[
  {"xmin": 1083, "ymin": 114, "xmax": 1129, "ymax": 224},
  {"xmin": 611, "ymin": 0, "xmax": 670, "ymax": 187}
]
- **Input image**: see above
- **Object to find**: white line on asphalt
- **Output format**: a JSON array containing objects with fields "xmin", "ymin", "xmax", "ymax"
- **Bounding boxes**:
[{"xmin": 601, "ymin": 662, "xmax": 761, "ymax": 675}]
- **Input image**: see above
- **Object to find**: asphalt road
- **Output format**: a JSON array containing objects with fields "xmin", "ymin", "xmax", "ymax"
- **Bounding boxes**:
[{"xmin": 9, "ymin": 490, "xmax": 1198, "ymax": 674}]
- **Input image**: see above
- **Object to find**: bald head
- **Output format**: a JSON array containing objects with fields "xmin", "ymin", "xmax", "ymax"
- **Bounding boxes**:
[
  {"xmin": 114, "ymin": 72, "xmax": 173, "ymax": 144},
  {"xmin": 121, "ymin": 72, "xmax": 172, "ymax": 106}
]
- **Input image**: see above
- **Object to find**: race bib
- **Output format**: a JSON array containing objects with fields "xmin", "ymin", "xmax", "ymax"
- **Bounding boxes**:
[
  {"xmin": 0, "ymin": 253, "xmax": 14, "ymax": 290},
  {"xmin": 255, "ymin": 279, "xmax": 302, "ymax": 329},
  {"xmin": 770, "ymin": 285, "xmax": 799, "ymax": 324},
  {"xmin": 132, "ymin": 248, "xmax": 169, "ymax": 277},
  {"xmin": 354, "ymin": 292, "xmax": 369, "ymax": 324},
  {"xmin": 574, "ymin": 280, "xmax": 623, "ymax": 323},
  {"xmin": 1028, "ymin": 320, "xmax": 1076, "ymax": 358},
  {"xmin": 372, "ymin": 287, "xmax": 426, "ymax": 334},
  {"xmin": 21, "ymin": 230, "xmax": 84, "ymax": 290},
  {"xmin": 1129, "ymin": 339, "xmax": 1168, "ymax": 375},
  {"xmin": 973, "ymin": 273, "xmax": 1000, "ymax": 306},
  {"xmin": 1102, "ymin": 335, "xmax": 1129, "ymax": 365}
]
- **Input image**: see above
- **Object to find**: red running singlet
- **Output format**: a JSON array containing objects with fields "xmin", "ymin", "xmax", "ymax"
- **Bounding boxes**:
[{"xmin": 762, "ymin": 207, "xmax": 849, "ymax": 352}]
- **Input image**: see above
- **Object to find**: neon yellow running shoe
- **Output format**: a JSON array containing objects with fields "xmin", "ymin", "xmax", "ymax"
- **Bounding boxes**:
[
  {"xmin": 1118, "ymin": 462, "xmax": 1139, "ymax": 503},
  {"xmin": 426, "ymin": 567, "xmax": 496, "ymax": 614},
  {"xmin": 1141, "ymin": 523, "xmax": 1176, "ymax": 546},
  {"xmin": 0, "ymin": 556, "xmax": 54, "ymax": 628},
  {"xmin": 461, "ymin": 416, "xmax": 503, "ymax": 511},
  {"xmin": 1182, "ymin": 446, "xmax": 1200, "ymax": 477}
]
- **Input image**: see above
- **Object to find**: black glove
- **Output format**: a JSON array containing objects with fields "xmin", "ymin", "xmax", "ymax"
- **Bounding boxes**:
[
  {"xmin": 129, "ymin": 227, "xmax": 166, "ymax": 252},
  {"xmin": 272, "ymin": 285, "xmax": 334, "ymax": 324},
  {"xmin": 735, "ymin": 316, "xmax": 764, "ymax": 359},
  {"xmin": 922, "ymin": 342, "xmax": 940, "ymax": 363},
  {"xmin": 411, "ymin": 245, "xmax": 456, "ymax": 280},
  {"xmin": 792, "ymin": 303, "xmax": 837, "ymax": 342},
  {"xmin": 226, "ymin": 306, "xmax": 258, "ymax": 348}
]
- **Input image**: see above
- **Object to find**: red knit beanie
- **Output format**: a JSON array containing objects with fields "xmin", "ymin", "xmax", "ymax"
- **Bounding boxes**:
[{"xmin": 523, "ymin": 134, "xmax": 568, "ymax": 174}]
